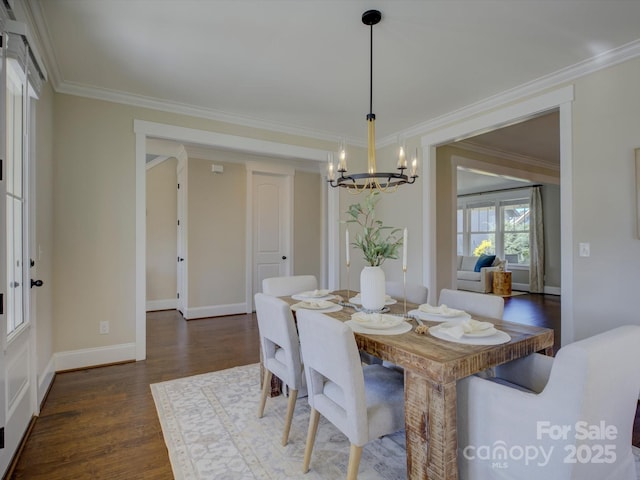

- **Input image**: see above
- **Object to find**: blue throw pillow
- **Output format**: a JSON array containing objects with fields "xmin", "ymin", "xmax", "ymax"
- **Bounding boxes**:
[{"xmin": 474, "ymin": 254, "xmax": 496, "ymax": 272}]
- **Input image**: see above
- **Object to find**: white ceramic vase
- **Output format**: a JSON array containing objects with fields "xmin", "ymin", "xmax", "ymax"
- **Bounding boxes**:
[{"xmin": 360, "ymin": 266, "xmax": 386, "ymax": 311}]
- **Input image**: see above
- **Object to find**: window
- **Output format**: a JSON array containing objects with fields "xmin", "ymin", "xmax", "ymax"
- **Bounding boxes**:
[
  {"xmin": 468, "ymin": 204, "xmax": 495, "ymax": 256},
  {"xmin": 6, "ymin": 59, "xmax": 26, "ymax": 335},
  {"xmin": 501, "ymin": 201, "xmax": 530, "ymax": 265},
  {"xmin": 457, "ymin": 192, "xmax": 530, "ymax": 266}
]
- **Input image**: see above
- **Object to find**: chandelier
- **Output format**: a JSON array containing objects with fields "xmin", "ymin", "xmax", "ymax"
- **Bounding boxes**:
[{"xmin": 327, "ymin": 9, "xmax": 418, "ymax": 193}]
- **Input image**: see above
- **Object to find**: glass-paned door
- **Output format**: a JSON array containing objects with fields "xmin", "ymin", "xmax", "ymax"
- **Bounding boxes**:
[{"xmin": 5, "ymin": 58, "xmax": 25, "ymax": 335}]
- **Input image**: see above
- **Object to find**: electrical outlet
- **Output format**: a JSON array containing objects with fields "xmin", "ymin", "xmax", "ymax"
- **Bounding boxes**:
[{"xmin": 99, "ymin": 321, "xmax": 110, "ymax": 334}]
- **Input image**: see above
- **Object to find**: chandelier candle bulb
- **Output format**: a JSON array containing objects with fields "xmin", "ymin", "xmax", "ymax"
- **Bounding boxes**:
[
  {"xmin": 411, "ymin": 158, "xmax": 418, "ymax": 177},
  {"xmin": 398, "ymin": 146, "xmax": 406, "ymax": 169},
  {"xmin": 338, "ymin": 147, "xmax": 347, "ymax": 172},
  {"xmin": 328, "ymin": 160, "xmax": 335, "ymax": 181},
  {"xmin": 403, "ymin": 228, "xmax": 408, "ymax": 270}
]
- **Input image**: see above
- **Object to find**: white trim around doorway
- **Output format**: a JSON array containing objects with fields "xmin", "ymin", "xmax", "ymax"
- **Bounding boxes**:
[
  {"xmin": 420, "ymin": 85, "xmax": 574, "ymax": 346},
  {"xmin": 133, "ymin": 120, "xmax": 331, "ymax": 361}
]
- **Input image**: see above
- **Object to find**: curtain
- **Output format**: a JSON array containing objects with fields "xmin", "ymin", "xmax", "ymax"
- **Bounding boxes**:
[{"xmin": 529, "ymin": 186, "xmax": 544, "ymax": 293}]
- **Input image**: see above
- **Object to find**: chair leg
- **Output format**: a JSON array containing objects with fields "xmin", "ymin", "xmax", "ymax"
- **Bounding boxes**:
[
  {"xmin": 302, "ymin": 408, "xmax": 320, "ymax": 473},
  {"xmin": 281, "ymin": 388, "xmax": 298, "ymax": 446},
  {"xmin": 346, "ymin": 444, "xmax": 363, "ymax": 480},
  {"xmin": 258, "ymin": 370, "xmax": 272, "ymax": 418}
]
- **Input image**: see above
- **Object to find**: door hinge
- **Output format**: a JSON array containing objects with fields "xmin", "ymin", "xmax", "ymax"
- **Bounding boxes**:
[
  {"xmin": 1, "ymin": 159, "xmax": 3, "ymax": 181},
  {"xmin": 0, "ymin": 293, "xmax": 3, "ymax": 315},
  {"xmin": 177, "ymin": 292, "xmax": 180, "ymax": 299},
  {"xmin": 177, "ymin": 183, "xmax": 180, "ymax": 189},
  {"xmin": 0, "ymin": 427, "xmax": 4, "ymax": 449},
  {"xmin": 177, "ymin": 219, "xmax": 180, "ymax": 226}
]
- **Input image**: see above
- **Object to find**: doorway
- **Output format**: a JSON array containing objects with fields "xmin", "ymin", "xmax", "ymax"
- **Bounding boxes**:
[{"xmin": 421, "ymin": 85, "xmax": 574, "ymax": 346}]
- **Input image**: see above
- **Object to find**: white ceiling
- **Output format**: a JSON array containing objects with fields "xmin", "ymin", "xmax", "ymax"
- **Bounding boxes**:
[{"xmin": 29, "ymin": 0, "xmax": 640, "ymax": 147}]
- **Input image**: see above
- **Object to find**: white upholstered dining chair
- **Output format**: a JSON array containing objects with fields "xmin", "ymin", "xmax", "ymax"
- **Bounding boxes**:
[
  {"xmin": 385, "ymin": 281, "xmax": 429, "ymax": 305},
  {"xmin": 262, "ymin": 275, "xmax": 317, "ymax": 296},
  {"xmin": 439, "ymin": 288, "xmax": 504, "ymax": 319},
  {"xmin": 296, "ymin": 310, "xmax": 405, "ymax": 479},
  {"xmin": 254, "ymin": 293, "xmax": 306, "ymax": 446},
  {"xmin": 457, "ymin": 325, "xmax": 640, "ymax": 480}
]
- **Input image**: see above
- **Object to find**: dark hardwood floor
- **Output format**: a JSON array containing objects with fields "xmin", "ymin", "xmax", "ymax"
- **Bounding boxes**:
[
  {"xmin": 9, "ymin": 311, "xmax": 260, "ymax": 479},
  {"xmin": 7, "ymin": 294, "xmax": 639, "ymax": 478}
]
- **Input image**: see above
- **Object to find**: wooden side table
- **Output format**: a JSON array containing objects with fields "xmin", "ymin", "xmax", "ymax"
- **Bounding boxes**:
[{"xmin": 492, "ymin": 270, "xmax": 512, "ymax": 295}]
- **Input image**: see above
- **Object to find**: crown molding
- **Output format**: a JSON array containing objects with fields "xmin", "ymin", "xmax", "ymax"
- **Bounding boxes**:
[
  {"xmin": 23, "ymin": 0, "xmax": 640, "ymax": 149},
  {"xmin": 401, "ymin": 38, "xmax": 640, "ymax": 140},
  {"xmin": 454, "ymin": 140, "xmax": 560, "ymax": 173}
]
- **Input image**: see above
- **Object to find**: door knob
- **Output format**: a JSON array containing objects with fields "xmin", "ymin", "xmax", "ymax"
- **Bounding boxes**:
[
  {"xmin": 282, "ymin": 256, "xmax": 287, "ymax": 260},
  {"xmin": 31, "ymin": 279, "xmax": 44, "ymax": 288}
]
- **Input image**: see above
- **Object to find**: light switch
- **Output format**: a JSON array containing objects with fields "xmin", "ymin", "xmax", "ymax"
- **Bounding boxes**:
[{"xmin": 579, "ymin": 242, "xmax": 590, "ymax": 257}]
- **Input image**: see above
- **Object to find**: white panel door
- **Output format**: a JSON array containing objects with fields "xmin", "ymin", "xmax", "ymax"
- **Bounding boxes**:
[
  {"xmin": 253, "ymin": 173, "xmax": 291, "ymax": 296},
  {"xmin": 0, "ymin": 32, "xmax": 36, "ymax": 476}
]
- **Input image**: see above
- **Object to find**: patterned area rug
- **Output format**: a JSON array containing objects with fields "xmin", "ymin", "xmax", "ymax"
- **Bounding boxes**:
[
  {"xmin": 151, "ymin": 363, "xmax": 640, "ymax": 480},
  {"xmin": 150, "ymin": 363, "xmax": 406, "ymax": 480}
]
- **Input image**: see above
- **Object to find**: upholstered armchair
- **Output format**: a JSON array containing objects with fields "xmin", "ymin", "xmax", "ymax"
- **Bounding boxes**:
[{"xmin": 457, "ymin": 325, "xmax": 640, "ymax": 480}]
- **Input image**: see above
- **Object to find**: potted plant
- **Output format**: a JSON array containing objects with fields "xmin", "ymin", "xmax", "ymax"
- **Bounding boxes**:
[{"xmin": 345, "ymin": 191, "xmax": 403, "ymax": 310}]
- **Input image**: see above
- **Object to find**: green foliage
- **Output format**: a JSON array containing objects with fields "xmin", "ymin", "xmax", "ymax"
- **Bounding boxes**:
[{"xmin": 345, "ymin": 191, "xmax": 403, "ymax": 266}]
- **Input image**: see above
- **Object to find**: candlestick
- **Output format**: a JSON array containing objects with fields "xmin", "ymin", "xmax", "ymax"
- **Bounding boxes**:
[
  {"xmin": 402, "ymin": 227, "xmax": 408, "ymax": 271},
  {"xmin": 403, "ymin": 266, "xmax": 407, "ymax": 317},
  {"xmin": 345, "ymin": 229, "xmax": 350, "ymax": 265}
]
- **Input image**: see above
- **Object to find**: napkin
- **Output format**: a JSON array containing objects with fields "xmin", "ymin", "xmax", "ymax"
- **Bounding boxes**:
[
  {"xmin": 300, "ymin": 289, "xmax": 331, "ymax": 298},
  {"xmin": 419, "ymin": 303, "xmax": 465, "ymax": 317},
  {"xmin": 293, "ymin": 300, "xmax": 332, "ymax": 310},
  {"xmin": 438, "ymin": 319, "xmax": 495, "ymax": 339}
]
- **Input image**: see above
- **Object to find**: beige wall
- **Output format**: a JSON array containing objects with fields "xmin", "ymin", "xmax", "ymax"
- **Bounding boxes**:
[
  {"xmin": 146, "ymin": 157, "xmax": 177, "ymax": 302},
  {"xmin": 570, "ymin": 57, "xmax": 640, "ymax": 340},
  {"xmin": 46, "ymin": 55, "xmax": 640, "ymax": 361},
  {"xmin": 188, "ymin": 158, "xmax": 246, "ymax": 307},
  {"xmin": 294, "ymin": 171, "xmax": 322, "ymax": 277},
  {"xmin": 52, "ymin": 93, "xmax": 330, "ymax": 353}
]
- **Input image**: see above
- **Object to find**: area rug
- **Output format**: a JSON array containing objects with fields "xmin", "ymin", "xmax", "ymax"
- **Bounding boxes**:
[
  {"xmin": 151, "ymin": 364, "xmax": 640, "ymax": 480},
  {"xmin": 150, "ymin": 363, "xmax": 406, "ymax": 479}
]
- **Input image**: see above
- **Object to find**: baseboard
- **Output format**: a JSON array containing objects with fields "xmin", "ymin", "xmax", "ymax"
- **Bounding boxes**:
[
  {"xmin": 184, "ymin": 303, "xmax": 247, "ymax": 320},
  {"xmin": 511, "ymin": 283, "xmax": 561, "ymax": 295},
  {"xmin": 544, "ymin": 286, "xmax": 561, "ymax": 295},
  {"xmin": 37, "ymin": 356, "xmax": 56, "ymax": 411},
  {"xmin": 146, "ymin": 298, "xmax": 177, "ymax": 311},
  {"xmin": 54, "ymin": 343, "xmax": 137, "ymax": 372}
]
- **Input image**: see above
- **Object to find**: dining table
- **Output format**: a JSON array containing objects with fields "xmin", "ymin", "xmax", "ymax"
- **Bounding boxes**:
[{"xmin": 281, "ymin": 289, "xmax": 554, "ymax": 480}]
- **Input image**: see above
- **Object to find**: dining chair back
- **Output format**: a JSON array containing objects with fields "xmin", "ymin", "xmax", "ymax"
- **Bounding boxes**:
[
  {"xmin": 457, "ymin": 325, "xmax": 640, "ymax": 480},
  {"xmin": 296, "ymin": 310, "xmax": 405, "ymax": 479},
  {"xmin": 438, "ymin": 288, "xmax": 504, "ymax": 319},
  {"xmin": 262, "ymin": 275, "xmax": 318, "ymax": 296},
  {"xmin": 254, "ymin": 292, "xmax": 305, "ymax": 445},
  {"xmin": 386, "ymin": 281, "xmax": 429, "ymax": 305}
]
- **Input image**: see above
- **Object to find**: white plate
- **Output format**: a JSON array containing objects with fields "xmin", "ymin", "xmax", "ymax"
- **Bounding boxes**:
[
  {"xmin": 291, "ymin": 300, "xmax": 336, "ymax": 311},
  {"xmin": 350, "ymin": 295, "xmax": 397, "ymax": 306},
  {"xmin": 408, "ymin": 309, "xmax": 471, "ymax": 322},
  {"xmin": 428, "ymin": 324, "xmax": 511, "ymax": 345},
  {"xmin": 346, "ymin": 320, "xmax": 412, "ymax": 336},
  {"xmin": 350, "ymin": 312, "xmax": 405, "ymax": 330}
]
